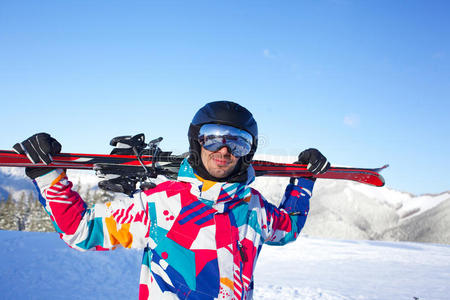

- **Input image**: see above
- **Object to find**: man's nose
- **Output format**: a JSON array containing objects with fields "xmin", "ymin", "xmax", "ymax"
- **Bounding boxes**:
[{"xmin": 216, "ymin": 145, "xmax": 232, "ymax": 155}]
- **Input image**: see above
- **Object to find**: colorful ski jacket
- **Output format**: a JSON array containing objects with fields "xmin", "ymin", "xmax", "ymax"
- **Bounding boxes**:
[{"xmin": 33, "ymin": 159, "xmax": 314, "ymax": 300}]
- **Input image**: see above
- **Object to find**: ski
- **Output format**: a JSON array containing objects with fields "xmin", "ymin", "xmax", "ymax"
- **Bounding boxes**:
[
  {"xmin": 251, "ymin": 160, "xmax": 388, "ymax": 187},
  {"xmin": 0, "ymin": 150, "xmax": 387, "ymax": 187},
  {"xmin": 0, "ymin": 150, "xmax": 181, "ymax": 169}
]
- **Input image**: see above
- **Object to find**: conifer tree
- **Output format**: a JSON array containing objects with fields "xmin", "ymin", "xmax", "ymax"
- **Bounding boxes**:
[
  {"xmin": 15, "ymin": 192, "xmax": 29, "ymax": 231},
  {"xmin": 0, "ymin": 193, "xmax": 18, "ymax": 230},
  {"xmin": 27, "ymin": 194, "xmax": 54, "ymax": 232}
]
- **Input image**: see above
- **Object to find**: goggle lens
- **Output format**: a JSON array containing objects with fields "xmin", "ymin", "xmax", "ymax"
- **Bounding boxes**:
[{"xmin": 198, "ymin": 124, "xmax": 253, "ymax": 157}]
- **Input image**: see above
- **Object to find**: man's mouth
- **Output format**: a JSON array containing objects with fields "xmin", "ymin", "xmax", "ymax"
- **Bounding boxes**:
[{"xmin": 212, "ymin": 157, "xmax": 230, "ymax": 166}]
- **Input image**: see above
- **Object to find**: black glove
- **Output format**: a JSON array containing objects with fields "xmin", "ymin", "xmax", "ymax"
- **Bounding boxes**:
[
  {"xmin": 290, "ymin": 148, "xmax": 330, "ymax": 184},
  {"xmin": 297, "ymin": 148, "xmax": 330, "ymax": 175},
  {"xmin": 13, "ymin": 133, "xmax": 62, "ymax": 179}
]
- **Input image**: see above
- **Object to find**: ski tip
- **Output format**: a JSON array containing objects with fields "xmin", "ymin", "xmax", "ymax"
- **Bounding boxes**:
[
  {"xmin": 375, "ymin": 164, "xmax": 389, "ymax": 172},
  {"xmin": 374, "ymin": 165, "xmax": 389, "ymax": 187}
]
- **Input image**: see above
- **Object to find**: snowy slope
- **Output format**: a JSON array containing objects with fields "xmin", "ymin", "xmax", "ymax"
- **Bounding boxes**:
[{"xmin": 0, "ymin": 230, "xmax": 449, "ymax": 300}]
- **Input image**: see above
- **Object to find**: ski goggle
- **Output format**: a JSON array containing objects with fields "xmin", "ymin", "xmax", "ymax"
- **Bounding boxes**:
[{"xmin": 198, "ymin": 124, "xmax": 253, "ymax": 157}]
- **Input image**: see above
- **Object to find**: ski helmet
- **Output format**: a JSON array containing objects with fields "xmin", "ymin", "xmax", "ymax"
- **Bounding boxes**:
[{"xmin": 187, "ymin": 101, "xmax": 258, "ymax": 182}]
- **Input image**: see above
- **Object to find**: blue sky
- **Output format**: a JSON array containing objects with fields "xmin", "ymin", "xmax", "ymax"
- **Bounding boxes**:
[{"xmin": 1, "ymin": 0, "xmax": 449, "ymax": 195}]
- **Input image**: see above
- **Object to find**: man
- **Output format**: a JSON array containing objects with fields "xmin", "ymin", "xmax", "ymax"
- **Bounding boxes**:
[{"xmin": 14, "ymin": 101, "xmax": 329, "ymax": 300}]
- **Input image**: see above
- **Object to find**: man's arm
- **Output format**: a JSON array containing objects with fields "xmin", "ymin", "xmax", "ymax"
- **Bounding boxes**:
[
  {"xmin": 13, "ymin": 133, "xmax": 151, "ymax": 251},
  {"xmin": 260, "ymin": 177, "xmax": 313, "ymax": 245},
  {"xmin": 34, "ymin": 168, "xmax": 150, "ymax": 251},
  {"xmin": 261, "ymin": 148, "xmax": 329, "ymax": 245}
]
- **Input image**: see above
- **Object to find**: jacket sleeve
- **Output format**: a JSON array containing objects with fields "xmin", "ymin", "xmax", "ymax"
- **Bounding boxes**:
[
  {"xmin": 33, "ymin": 169, "xmax": 151, "ymax": 251},
  {"xmin": 261, "ymin": 178, "xmax": 314, "ymax": 246}
]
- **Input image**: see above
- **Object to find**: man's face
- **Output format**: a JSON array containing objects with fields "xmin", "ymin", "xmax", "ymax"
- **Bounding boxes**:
[{"xmin": 200, "ymin": 145, "xmax": 239, "ymax": 179}]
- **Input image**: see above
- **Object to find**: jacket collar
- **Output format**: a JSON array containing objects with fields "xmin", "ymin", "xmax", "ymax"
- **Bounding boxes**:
[{"xmin": 177, "ymin": 158, "xmax": 255, "ymax": 212}]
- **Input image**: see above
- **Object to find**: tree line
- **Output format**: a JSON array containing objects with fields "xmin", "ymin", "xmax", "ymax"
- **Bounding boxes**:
[{"xmin": 0, "ymin": 181, "xmax": 115, "ymax": 232}]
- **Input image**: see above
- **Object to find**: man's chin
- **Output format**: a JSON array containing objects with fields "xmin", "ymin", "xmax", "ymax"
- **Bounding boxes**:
[{"xmin": 208, "ymin": 167, "xmax": 232, "ymax": 179}]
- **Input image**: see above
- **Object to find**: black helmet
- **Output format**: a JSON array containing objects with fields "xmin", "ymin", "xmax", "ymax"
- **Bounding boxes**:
[{"xmin": 187, "ymin": 101, "xmax": 258, "ymax": 182}]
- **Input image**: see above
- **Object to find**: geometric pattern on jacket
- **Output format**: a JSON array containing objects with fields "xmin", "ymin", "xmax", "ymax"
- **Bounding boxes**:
[{"xmin": 33, "ymin": 158, "xmax": 314, "ymax": 300}]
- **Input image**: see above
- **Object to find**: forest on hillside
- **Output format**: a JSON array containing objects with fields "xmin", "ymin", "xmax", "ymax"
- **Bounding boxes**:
[{"xmin": 0, "ymin": 184, "xmax": 114, "ymax": 232}]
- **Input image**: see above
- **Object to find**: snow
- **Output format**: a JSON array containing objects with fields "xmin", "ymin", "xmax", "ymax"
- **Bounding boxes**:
[
  {"xmin": 0, "ymin": 230, "xmax": 141, "ymax": 299},
  {"xmin": 0, "ymin": 230, "xmax": 449, "ymax": 299},
  {"xmin": 255, "ymin": 238, "xmax": 450, "ymax": 300},
  {"xmin": 397, "ymin": 192, "xmax": 450, "ymax": 220}
]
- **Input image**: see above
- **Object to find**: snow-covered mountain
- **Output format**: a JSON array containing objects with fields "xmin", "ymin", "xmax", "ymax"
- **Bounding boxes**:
[
  {"xmin": 253, "ymin": 178, "xmax": 450, "ymax": 244},
  {"xmin": 0, "ymin": 167, "xmax": 101, "ymax": 200},
  {"xmin": 0, "ymin": 166, "xmax": 36, "ymax": 200},
  {"xmin": 1, "ymin": 159, "xmax": 449, "ymax": 244},
  {"xmin": 251, "ymin": 154, "xmax": 450, "ymax": 245}
]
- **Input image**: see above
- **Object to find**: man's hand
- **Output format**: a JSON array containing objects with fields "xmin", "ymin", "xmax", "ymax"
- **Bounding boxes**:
[
  {"xmin": 13, "ymin": 133, "xmax": 62, "ymax": 179},
  {"xmin": 297, "ymin": 148, "xmax": 330, "ymax": 175},
  {"xmin": 290, "ymin": 148, "xmax": 330, "ymax": 184},
  {"xmin": 13, "ymin": 133, "xmax": 61, "ymax": 164}
]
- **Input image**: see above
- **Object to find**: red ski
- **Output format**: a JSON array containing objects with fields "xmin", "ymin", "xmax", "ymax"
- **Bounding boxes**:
[
  {"xmin": 0, "ymin": 150, "xmax": 387, "ymax": 187},
  {"xmin": 251, "ymin": 160, "xmax": 388, "ymax": 187}
]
